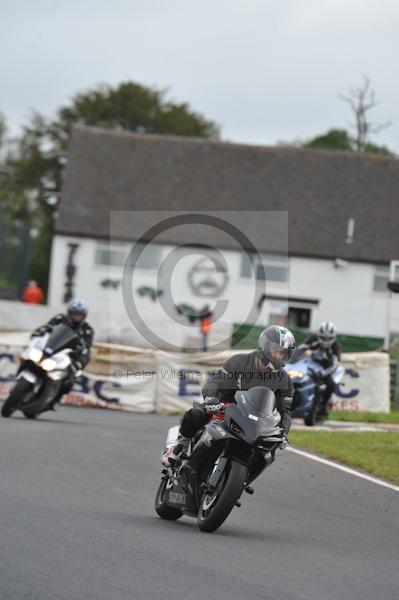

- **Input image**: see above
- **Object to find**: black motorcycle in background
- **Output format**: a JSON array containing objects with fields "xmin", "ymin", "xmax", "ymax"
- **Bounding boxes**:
[
  {"xmin": 155, "ymin": 387, "xmax": 284, "ymax": 533},
  {"xmin": 1, "ymin": 324, "xmax": 79, "ymax": 419}
]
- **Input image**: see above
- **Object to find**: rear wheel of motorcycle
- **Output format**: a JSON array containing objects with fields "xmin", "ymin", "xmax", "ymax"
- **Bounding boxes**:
[
  {"xmin": 197, "ymin": 460, "xmax": 247, "ymax": 533},
  {"xmin": 155, "ymin": 478, "xmax": 183, "ymax": 520},
  {"xmin": 1, "ymin": 379, "xmax": 32, "ymax": 418}
]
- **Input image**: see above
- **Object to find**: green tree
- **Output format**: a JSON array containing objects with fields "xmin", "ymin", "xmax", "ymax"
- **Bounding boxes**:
[
  {"xmin": 54, "ymin": 82, "xmax": 219, "ymax": 140},
  {"xmin": 362, "ymin": 141, "xmax": 393, "ymax": 157},
  {"xmin": 0, "ymin": 113, "xmax": 6, "ymax": 149},
  {"xmin": 303, "ymin": 129, "xmax": 353, "ymax": 152},
  {"xmin": 302, "ymin": 78, "xmax": 393, "ymax": 157},
  {"xmin": 302, "ymin": 127, "xmax": 393, "ymax": 156},
  {"xmin": 0, "ymin": 82, "xmax": 220, "ymax": 297},
  {"xmin": 0, "ymin": 114, "xmax": 35, "ymax": 294}
]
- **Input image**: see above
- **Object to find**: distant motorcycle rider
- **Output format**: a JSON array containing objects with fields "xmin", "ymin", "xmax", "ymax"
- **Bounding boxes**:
[
  {"xmin": 300, "ymin": 321, "xmax": 341, "ymax": 415},
  {"xmin": 163, "ymin": 325, "xmax": 296, "ymax": 466},
  {"xmin": 31, "ymin": 299, "xmax": 94, "ymax": 406}
]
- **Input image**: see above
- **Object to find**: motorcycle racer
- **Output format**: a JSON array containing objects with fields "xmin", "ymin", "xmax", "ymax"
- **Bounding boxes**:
[{"xmin": 163, "ymin": 325, "xmax": 296, "ymax": 466}]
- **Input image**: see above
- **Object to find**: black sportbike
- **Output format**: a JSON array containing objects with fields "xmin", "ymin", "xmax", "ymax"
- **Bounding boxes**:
[
  {"xmin": 1, "ymin": 324, "xmax": 79, "ymax": 419},
  {"xmin": 155, "ymin": 387, "xmax": 284, "ymax": 533}
]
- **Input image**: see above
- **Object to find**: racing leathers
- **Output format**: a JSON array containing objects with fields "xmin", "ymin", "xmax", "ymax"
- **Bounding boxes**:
[{"xmin": 179, "ymin": 351, "xmax": 294, "ymax": 443}]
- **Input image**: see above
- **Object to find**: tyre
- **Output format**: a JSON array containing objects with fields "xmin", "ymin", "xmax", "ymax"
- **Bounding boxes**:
[
  {"xmin": 1, "ymin": 379, "xmax": 32, "ymax": 418},
  {"xmin": 197, "ymin": 460, "xmax": 247, "ymax": 533},
  {"xmin": 314, "ymin": 410, "xmax": 328, "ymax": 426},
  {"xmin": 304, "ymin": 412, "xmax": 316, "ymax": 426},
  {"xmin": 304, "ymin": 399, "xmax": 327, "ymax": 427},
  {"xmin": 22, "ymin": 412, "xmax": 37, "ymax": 419},
  {"xmin": 155, "ymin": 478, "xmax": 183, "ymax": 521},
  {"xmin": 304, "ymin": 395, "xmax": 322, "ymax": 427}
]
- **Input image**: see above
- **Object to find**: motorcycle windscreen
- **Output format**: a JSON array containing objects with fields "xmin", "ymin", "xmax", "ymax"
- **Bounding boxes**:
[
  {"xmin": 234, "ymin": 386, "xmax": 276, "ymax": 418},
  {"xmin": 44, "ymin": 324, "xmax": 78, "ymax": 355},
  {"xmin": 332, "ymin": 364, "xmax": 345, "ymax": 383},
  {"xmin": 225, "ymin": 387, "xmax": 278, "ymax": 444}
]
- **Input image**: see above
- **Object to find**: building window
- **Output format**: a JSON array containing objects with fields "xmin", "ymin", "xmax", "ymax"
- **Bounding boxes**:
[
  {"xmin": 240, "ymin": 253, "xmax": 253, "ymax": 278},
  {"xmin": 373, "ymin": 265, "xmax": 389, "ymax": 292},
  {"xmin": 95, "ymin": 242, "xmax": 162, "ymax": 269},
  {"xmin": 269, "ymin": 313, "xmax": 288, "ymax": 326},
  {"xmin": 134, "ymin": 243, "xmax": 162, "ymax": 269},
  {"xmin": 287, "ymin": 307, "xmax": 311, "ymax": 328},
  {"xmin": 95, "ymin": 243, "xmax": 127, "ymax": 266},
  {"xmin": 241, "ymin": 254, "xmax": 288, "ymax": 282}
]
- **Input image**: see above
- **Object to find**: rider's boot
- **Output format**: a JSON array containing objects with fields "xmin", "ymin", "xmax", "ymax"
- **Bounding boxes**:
[{"xmin": 162, "ymin": 433, "xmax": 190, "ymax": 467}]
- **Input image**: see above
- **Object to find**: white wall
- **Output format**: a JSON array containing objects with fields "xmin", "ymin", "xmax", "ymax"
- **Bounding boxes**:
[
  {"xmin": 289, "ymin": 256, "xmax": 399, "ymax": 337},
  {"xmin": 47, "ymin": 235, "xmax": 399, "ymax": 343},
  {"xmin": 48, "ymin": 236, "xmax": 242, "ymax": 348},
  {"xmin": 0, "ymin": 301, "xmax": 64, "ymax": 333}
]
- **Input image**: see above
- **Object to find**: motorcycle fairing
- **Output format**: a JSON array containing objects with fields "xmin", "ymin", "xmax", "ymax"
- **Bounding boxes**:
[
  {"xmin": 160, "ymin": 386, "xmax": 283, "ymax": 518},
  {"xmin": 43, "ymin": 324, "xmax": 79, "ymax": 356}
]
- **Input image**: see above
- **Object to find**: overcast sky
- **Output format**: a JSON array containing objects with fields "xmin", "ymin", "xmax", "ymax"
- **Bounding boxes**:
[{"xmin": 1, "ymin": 0, "xmax": 398, "ymax": 152}]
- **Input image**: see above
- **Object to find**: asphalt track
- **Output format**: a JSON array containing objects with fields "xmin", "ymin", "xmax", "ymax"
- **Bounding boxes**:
[{"xmin": 1, "ymin": 407, "xmax": 398, "ymax": 600}]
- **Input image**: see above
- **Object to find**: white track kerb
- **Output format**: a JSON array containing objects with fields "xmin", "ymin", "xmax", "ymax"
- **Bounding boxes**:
[{"xmin": 288, "ymin": 447, "xmax": 399, "ymax": 493}]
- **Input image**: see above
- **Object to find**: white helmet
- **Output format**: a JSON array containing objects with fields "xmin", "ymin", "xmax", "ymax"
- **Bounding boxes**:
[{"xmin": 318, "ymin": 321, "xmax": 336, "ymax": 347}]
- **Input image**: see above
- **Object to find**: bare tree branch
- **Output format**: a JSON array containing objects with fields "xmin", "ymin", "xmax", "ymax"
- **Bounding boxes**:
[{"xmin": 339, "ymin": 75, "xmax": 390, "ymax": 152}]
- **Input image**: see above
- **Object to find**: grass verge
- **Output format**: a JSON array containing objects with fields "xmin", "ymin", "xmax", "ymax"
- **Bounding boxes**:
[
  {"xmin": 329, "ymin": 405, "xmax": 399, "ymax": 424},
  {"xmin": 289, "ymin": 431, "xmax": 399, "ymax": 484}
]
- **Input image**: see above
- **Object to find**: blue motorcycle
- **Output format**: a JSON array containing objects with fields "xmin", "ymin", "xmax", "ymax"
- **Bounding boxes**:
[{"xmin": 285, "ymin": 351, "xmax": 344, "ymax": 426}]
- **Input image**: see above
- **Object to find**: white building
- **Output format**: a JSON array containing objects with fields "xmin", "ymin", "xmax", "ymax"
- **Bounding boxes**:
[{"xmin": 49, "ymin": 126, "xmax": 399, "ymax": 349}]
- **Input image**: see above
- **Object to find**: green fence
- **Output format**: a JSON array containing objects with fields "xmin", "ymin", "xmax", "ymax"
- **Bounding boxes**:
[{"xmin": 231, "ymin": 323, "xmax": 384, "ymax": 353}]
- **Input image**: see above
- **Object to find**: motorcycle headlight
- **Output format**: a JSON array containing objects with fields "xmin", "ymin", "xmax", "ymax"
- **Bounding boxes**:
[
  {"xmin": 287, "ymin": 369, "xmax": 304, "ymax": 380},
  {"xmin": 29, "ymin": 348, "xmax": 43, "ymax": 363},
  {"xmin": 41, "ymin": 358, "xmax": 57, "ymax": 371}
]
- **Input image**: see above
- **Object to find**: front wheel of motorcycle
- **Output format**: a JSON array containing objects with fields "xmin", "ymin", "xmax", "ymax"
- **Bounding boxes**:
[
  {"xmin": 1, "ymin": 379, "xmax": 32, "ymax": 418},
  {"xmin": 304, "ymin": 411, "xmax": 316, "ymax": 426},
  {"xmin": 155, "ymin": 478, "xmax": 183, "ymax": 521},
  {"xmin": 304, "ymin": 399, "xmax": 328, "ymax": 427},
  {"xmin": 197, "ymin": 459, "xmax": 247, "ymax": 533},
  {"xmin": 315, "ymin": 411, "xmax": 328, "ymax": 426}
]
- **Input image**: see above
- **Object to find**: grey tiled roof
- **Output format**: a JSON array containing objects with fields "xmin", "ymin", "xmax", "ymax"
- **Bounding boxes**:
[{"xmin": 57, "ymin": 126, "xmax": 399, "ymax": 263}]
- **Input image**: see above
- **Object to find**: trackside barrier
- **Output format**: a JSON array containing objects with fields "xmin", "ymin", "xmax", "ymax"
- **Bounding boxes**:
[{"xmin": 0, "ymin": 334, "xmax": 390, "ymax": 413}]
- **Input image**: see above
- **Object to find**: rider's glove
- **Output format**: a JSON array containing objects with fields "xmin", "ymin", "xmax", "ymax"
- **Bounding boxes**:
[
  {"xmin": 279, "ymin": 433, "xmax": 289, "ymax": 450},
  {"xmin": 309, "ymin": 367, "xmax": 323, "ymax": 381},
  {"xmin": 204, "ymin": 396, "xmax": 223, "ymax": 415},
  {"xmin": 31, "ymin": 328, "xmax": 45, "ymax": 338},
  {"xmin": 31, "ymin": 326, "xmax": 51, "ymax": 338}
]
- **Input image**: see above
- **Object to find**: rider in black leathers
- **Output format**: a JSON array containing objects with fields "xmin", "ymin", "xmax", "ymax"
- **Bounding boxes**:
[
  {"xmin": 300, "ymin": 321, "xmax": 341, "ymax": 415},
  {"xmin": 162, "ymin": 325, "xmax": 296, "ymax": 466},
  {"xmin": 31, "ymin": 299, "xmax": 94, "ymax": 406}
]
